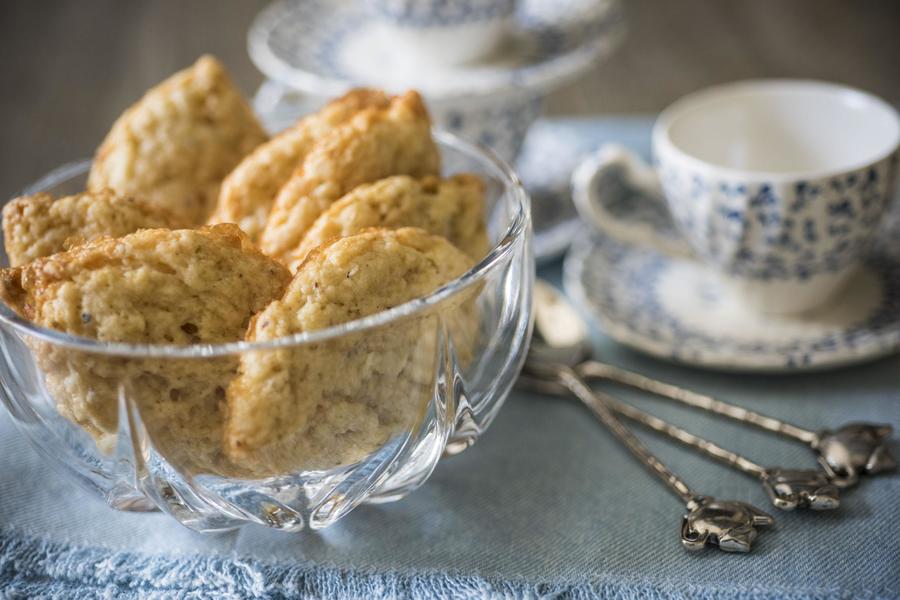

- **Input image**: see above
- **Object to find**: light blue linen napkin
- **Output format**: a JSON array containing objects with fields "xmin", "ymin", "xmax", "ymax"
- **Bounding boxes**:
[{"xmin": 1, "ymin": 118, "xmax": 898, "ymax": 599}]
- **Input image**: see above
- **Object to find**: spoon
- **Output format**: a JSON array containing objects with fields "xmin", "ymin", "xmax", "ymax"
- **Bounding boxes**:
[
  {"xmin": 588, "ymin": 392, "xmax": 839, "ymax": 511},
  {"xmin": 523, "ymin": 280, "xmax": 774, "ymax": 553},
  {"xmin": 523, "ymin": 367, "xmax": 839, "ymax": 510},
  {"xmin": 521, "ymin": 299, "xmax": 840, "ymax": 512},
  {"xmin": 573, "ymin": 362, "xmax": 896, "ymax": 488}
]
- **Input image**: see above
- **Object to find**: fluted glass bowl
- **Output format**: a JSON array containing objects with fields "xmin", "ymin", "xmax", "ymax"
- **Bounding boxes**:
[{"xmin": 0, "ymin": 132, "xmax": 533, "ymax": 532}]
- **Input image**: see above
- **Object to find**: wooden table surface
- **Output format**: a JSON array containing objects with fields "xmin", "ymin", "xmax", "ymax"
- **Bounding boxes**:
[{"xmin": 1, "ymin": 0, "xmax": 898, "ymax": 197}]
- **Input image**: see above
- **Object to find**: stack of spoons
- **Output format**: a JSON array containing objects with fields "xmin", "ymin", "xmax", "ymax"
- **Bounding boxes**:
[{"xmin": 521, "ymin": 280, "xmax": 896, "ymax": 553}]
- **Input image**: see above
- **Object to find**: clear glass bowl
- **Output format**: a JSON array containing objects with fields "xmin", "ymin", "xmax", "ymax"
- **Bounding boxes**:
[{"xmin": 0, "ymin": 132, "xmax": 534, "ymax": 532}]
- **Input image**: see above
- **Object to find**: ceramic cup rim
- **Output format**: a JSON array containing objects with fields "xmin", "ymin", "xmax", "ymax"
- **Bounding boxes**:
[{"xmin": 651, "ymin": 79, "xmax": 900, "ymax": 183}]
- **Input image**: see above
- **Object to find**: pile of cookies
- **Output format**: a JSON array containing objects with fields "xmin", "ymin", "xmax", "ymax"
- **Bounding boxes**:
[{"xmin": 0, "ymin": 56, "xmax": 489, "ymax": 476}]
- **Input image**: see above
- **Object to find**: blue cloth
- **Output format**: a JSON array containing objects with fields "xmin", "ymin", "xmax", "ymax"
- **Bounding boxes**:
[{"xmin": 1, "ymin": 118, "xmax": 899, "ymax": 599}]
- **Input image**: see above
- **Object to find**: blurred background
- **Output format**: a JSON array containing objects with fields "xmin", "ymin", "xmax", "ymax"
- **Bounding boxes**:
[{"xmin": 1, "ymin": 0, "xmax": 898, "ymax": 197}]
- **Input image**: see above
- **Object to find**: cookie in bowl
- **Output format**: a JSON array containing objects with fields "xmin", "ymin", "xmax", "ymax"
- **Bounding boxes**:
[
  {"xmin": 295, "ymin": 174, "xmax": 489, "ymax": 264},
  {"xmin": 225, "ymin": 227, "xmax": 476, "ymax": 475},
  {"xmin": 2, "ymin": 189, "xmax": 180, "ymax": 267},
  {"xmin": 209, "ymin": 88, "xmax": 392, "ymax": 241},
  {"xmin": 0, "ymin": 59, "xmax": 533, "ymax": 530},
  {"xmin": 87, "ymin": 55, "xmax": 268, "ymax": 227},
  {"xmin": 259, "ymin": 91, "xmax": 441, "ymax": 269},
  {"xmin": 0, "ymin": 224, "xmax": 290, "ymax": 471}
]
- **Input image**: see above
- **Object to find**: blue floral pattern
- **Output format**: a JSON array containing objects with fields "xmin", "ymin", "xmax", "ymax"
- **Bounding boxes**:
[
  {"xmin": 590, "ymin": 161, "xmax": 682, "ymax": 243},
  {"xmin": 563, "ymin": 197, "xmax": 900, "ymax": 370},
  {"xmin": 366, "ymin": 0, "xmax": 515, "ymax": 26},
  {"xmin": 436, "ymin": 94, "xmax": 543, "ymax": 163},
  {"xmin": 656, "ymin": 152, "xmax": 899, "ymax": 281}
]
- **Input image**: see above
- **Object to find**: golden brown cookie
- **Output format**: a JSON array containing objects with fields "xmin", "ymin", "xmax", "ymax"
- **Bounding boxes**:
[
  {"xmin": 2, "ymin": 190, "xmax": 180, "ymax": 267},
  {"xmin": 87, "ymin": 55, "xmax": 268, "ymax": 227},
  {"xmin": 225, "ymin": 227, "xmax": 474, "ymax": 475},
  {"xmin": 208, "ymin": 89, "xmax": 392, "ymax": 241},
  {"xmin": 295, "ymin": 174, "xmax": 489, "ymax": 266},
  {"xmin": 0, "ymin": 224, "xmax": 291, "ymax": 471},
  {"xmin": 259, "ymin": 91, "xmax": 440, "ymax": 268}
]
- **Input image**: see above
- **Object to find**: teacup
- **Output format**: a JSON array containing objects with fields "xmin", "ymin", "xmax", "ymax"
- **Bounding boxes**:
[
  {"xmin": 574, "ymin": 80, "xmax": 900, "ymax": 314},
  {"xmin": 365, "ymin": 0, "xmax": 516, "ymax": 66}
]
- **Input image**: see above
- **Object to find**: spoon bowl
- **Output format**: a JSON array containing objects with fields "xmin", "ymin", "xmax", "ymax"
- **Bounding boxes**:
[{"xmin": 522, "ymin": 280, "xmax": 593, "ymax": 381}]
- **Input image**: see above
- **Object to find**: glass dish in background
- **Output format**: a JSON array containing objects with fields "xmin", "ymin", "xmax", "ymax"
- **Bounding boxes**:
[{"xmin": 0, "ymin": 132, "xmax": 534, "ymax": 532}]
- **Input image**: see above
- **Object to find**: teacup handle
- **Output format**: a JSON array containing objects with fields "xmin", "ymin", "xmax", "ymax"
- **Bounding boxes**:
[{"xmin": 572, "ymin": 145, "xmax": 695, "ymax": 259}]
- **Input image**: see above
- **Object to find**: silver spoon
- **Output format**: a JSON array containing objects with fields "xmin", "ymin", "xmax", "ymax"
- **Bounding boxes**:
[
  {"xmin": 522, "ymin": 338, "xmax": 840, "ymax": 510},
  {"xmin": 587, "ymin": 391, "xmax": 839, "ymax": 511},
  {"xmin": 573, "ymin": 361, "xmax": 896, "ymax": 488},
  {"xmin": 524, "ymin": 280, "xmax": 774, "ymax": 553},
  {"xmin": 524, "ymin": 367, "xmax": 839, "ymax": 510}
]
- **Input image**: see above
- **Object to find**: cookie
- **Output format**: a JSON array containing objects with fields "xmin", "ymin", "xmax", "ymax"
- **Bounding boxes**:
[
  {"xmin": 87, "ymin": 55, "xmax": 268, "ymax": 227},
  {"xmin": 296, "ymin": 174, "xmax": 489, "ymax": 265},
  {"xmin": 225, "ymin": 227, "xmax": 474, "ymax": 475},
  {"xmin": 259, "ymin": 91, "xmax": 440, "ymax": 268},
  {"xmin": 208, "ymin": 89, "xmax": 391, "ymax": 241},
  {"xmin": 2, "ymin": 190, "xmax": 180, "ymax": 267},
  {"xmin": 0, "ymin": 224, "xmax": 291, "ymax": 471}
]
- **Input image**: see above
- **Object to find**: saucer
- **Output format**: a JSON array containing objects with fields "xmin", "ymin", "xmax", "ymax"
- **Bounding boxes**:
[
  {"xmin": 563, "ymin": 184, "xmax": 900, "ymax": 372},
  {"xmin": 248, "ymin": 0, "xmax": 625, "ymax": 98}
]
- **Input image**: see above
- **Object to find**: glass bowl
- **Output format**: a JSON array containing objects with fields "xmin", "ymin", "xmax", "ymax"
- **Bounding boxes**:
[{"xmin": 0, "ymin": 132, "xmax": 534, "ymax": 532}]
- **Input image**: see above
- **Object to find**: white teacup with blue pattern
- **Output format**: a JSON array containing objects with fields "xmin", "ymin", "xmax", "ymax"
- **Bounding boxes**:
[
  {"xmin": 575, "ymin": 80, "xmax": 900, "ymax": 315},
  {"xmin": 365, "ymin": 0, "xmax": 516, "ymax": 66}
]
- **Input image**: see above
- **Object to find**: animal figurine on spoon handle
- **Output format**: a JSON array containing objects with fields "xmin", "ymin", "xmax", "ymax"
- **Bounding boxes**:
[
  {"xmin": 524, "ymin": 281, "xmax": 774, "ymax": 552},
  {"xmin": 556, "ymin": 369, "xmax": 775, "ymax": 552}
]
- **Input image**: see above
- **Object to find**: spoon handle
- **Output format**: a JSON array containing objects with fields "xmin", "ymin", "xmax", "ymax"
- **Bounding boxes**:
[
  {"xmin": 556, "ymin": 366, "xmax": 698, "ymax": 505},
  {"xmin": 602, "ymin": 394, "xmax": 768, "ymax": 479},
  {"xmin": 577, "ymin": 361, "xmax": 817, "ymax": 444}
]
